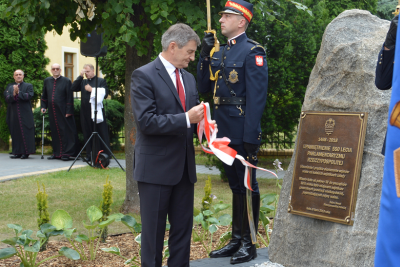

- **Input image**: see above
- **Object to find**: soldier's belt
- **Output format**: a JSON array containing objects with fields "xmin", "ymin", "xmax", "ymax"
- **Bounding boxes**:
[{"xmin": 214, "ymin": 97, "xmax": 246, "ymax": 105}]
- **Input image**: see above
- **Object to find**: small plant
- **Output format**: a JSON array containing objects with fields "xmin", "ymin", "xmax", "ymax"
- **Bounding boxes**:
[
  {"xmin": 36, "ymin": 182, "xmax": 50, "ymax": 227},
  {"xmin": 51, "ymin": 207, "xmax": 115, "ymax": 261},
  {"xmin": 0, "ymin": 223, "xmax": 80, "ymax": 266},
  {"xmin": 99, "ymin": 176, "xmax": 113, "ymax": 242},
  {"xmin": 36, "ymin": 182, "xmax": 50, "ymax": 251},
  {"xmin": 102, "ymin": 213, "xmax": 170, "ymax": 266},
  {"xmin": 193, "ymin": 177, "xmax": 232, "ymax": 254},
  {"xmin": 193, "ymin": 200, "xmax": 232, "ymax": 254},
  {"xmin": 201, "ymin": 176, "xmax": 213, "ymax": 215}
]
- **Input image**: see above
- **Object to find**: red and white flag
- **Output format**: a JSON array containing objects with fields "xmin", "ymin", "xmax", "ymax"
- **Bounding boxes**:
[{"xmin": 197, "ymin": 103, "xmax": 278, "ymax": 191}]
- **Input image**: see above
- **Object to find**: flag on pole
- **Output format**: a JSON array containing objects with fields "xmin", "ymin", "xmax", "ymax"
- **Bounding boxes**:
[{"xmin": 374, "ymin": 25, "xmax": 400, "ymax": 266}]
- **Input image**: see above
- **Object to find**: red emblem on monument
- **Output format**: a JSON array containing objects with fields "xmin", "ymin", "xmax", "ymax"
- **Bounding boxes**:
[{"xmin": 255, "ymin": 56, "xmax": 263, "ymax": 66}]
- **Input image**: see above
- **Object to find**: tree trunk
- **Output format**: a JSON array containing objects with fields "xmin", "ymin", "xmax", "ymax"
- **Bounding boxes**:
[{"xmin": 121, "ymin": 4, "xmax": 154, "ymax": 214}]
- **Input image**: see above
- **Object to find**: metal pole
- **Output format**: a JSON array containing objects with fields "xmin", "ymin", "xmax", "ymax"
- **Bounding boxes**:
[{"xmin": 92, "ymin": 56, "xmax": 99, "ymax": 165}]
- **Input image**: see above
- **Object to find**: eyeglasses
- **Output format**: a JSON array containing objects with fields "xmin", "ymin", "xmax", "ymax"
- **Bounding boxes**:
[{"xmin": 52, "ymin": 68, "xmax": 60, "ymax": 71}]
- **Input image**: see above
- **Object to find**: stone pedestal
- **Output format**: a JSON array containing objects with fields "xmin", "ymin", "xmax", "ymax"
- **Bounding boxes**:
[{"xmin": 269, "ymin": 10, "xmax": 391, "ymax": 267}]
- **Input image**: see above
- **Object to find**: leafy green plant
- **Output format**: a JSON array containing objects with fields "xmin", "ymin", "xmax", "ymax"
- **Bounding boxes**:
[
  {"xmin": 201, "ymin": 176, "xmax": 212, "ymax": 214},
  {"xmin": 193, "ymin": 201, "xmax": 232, "ymax": 255},
  {"xmin": 51, "ymin": 207, "xmax": 115, "ymax": 261},
  {"xmin": 0, "ymin": 223, "xmax": 79, "ymax": 266},
  {"xmin": 102, "ymin": 213, "xmax": 171, "ymax": 267},
  {"xmin": 99, "ymin": 177, "xmax": 113, "ymax": 242},
  {"xmin": 36, "ymin": 182, "xmax": 50, "ymax": 251}
]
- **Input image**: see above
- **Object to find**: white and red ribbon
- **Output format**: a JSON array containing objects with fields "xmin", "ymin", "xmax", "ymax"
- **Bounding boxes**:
[{"xmin": 197, "ymin": 103, "xmax": 278, "ymax": 191}]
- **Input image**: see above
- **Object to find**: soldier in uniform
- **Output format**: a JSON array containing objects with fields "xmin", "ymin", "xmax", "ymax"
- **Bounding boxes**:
[
  {"xmin": 375, "ymin": 15, "xmax": 397, "ymax": 155},
  {"xmin": 197, "ymin": 0, "xmax": 268, "ymax": 264}
]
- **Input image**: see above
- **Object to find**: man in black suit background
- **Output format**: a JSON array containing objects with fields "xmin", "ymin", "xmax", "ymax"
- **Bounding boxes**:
[{"xmin": 131, "ymin": 23, "xmax": 216, "ymax": 267}]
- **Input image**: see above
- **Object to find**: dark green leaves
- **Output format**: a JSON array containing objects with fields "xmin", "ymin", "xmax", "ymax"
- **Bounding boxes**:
[
  {"xmin": 59, "ymin": 247, "xmax": 80, "ymax": 260},
  {"xmin": 114, "ymin": 4, "xmax": 123, "ymax": 13},
  {"xmin": 0, "ymin": 247, "xmax": 17, "ymax": 259},
  {"xmin": 7, "ymin": 224, "xmax": 22, "ymax": 235}
]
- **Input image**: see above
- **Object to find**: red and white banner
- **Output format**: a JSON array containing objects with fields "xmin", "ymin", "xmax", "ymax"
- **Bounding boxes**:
[{"xmin": 197, "ymin": 103, "xmax": 278, "ymax": 191}]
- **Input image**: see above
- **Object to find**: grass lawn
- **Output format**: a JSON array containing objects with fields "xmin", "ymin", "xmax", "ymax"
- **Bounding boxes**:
[{"xmin": 0, "ymin": 166, "xmax": 281, "ymax": 240}]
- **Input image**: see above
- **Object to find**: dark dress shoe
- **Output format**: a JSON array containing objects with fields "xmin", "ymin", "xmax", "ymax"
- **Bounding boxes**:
[
  {"xmin": 20, "ymin": 154, "xmax": 29, "ymax": 159},
  {"xmin": 47, "ymin": 155, "xmax": 57, "ymax": 160},
  {"xmin": 83, "ymin": 156, "xmax": 91, "ymax": 162},
  {"xmin": 10, "ymin": 155, "xmax": 21, "ymax": 159},
  {"xmin": 61, "ymin": 156, "xmax": 70, "ymax": 161}
]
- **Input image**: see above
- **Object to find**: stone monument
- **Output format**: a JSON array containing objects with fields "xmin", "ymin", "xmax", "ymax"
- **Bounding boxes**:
[{"xmin": 269, "ymin": 10, "xmax": 391, "ymax": 267}]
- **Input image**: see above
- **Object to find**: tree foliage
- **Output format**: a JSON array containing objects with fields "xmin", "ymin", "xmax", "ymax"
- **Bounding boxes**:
[
  {"xmin": 325, "ymin": 0, "xmax": 378, "ymax": 18},
  {"xmin": 247, "ymin": 0, "xmax": 329, "ymax": 147},
  {"xmin": 3, "ymin": 0, "xmax": 376, "ymax": 209},
  {"xmin": 0, "ymin": 0, "xmax": 49, "ymax": 146},
  {"xmin": 377, "ymin": 0, "xmax": 398, "ymax": 20}
]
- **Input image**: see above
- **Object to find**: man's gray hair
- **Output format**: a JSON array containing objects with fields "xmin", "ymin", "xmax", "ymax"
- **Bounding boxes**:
[
  {"xmin": 83, "ymin": 63, "xmax": 94, "ymax": 70},
  {"xmin": 161, "ymin": 23, "xmax": 201, "ymax": 51}
]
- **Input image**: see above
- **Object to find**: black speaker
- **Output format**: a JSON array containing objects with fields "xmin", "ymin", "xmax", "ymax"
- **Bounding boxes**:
[{"xmin": 80, "ymin": 28, "xmax": 107, "ymax": 57}]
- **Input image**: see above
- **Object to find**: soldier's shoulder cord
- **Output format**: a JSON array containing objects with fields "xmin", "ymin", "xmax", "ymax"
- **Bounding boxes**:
[
  {"xmin": 247, "ymin": 39, "xmax": 259, "ymax": 45},
  {"xmin": 247, "ymin": 39, "xmax": 266, "ymax": 53}
]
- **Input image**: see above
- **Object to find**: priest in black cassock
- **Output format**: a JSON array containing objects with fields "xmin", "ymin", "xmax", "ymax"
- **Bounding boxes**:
[
  {"xmin": 3, "ymin": 70, "xmax": 35, "ymax": 159},
  {"xmin": 71, "ymin": 63, "xmax": 110, "ymax": 162},
  {"xmin": 41, "ymin": 63, "xmax": 78, "ymax": 161}
]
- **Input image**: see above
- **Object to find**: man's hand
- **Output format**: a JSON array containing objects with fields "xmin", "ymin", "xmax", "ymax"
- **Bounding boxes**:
[
  {"xmin": 13, "ymin": 85, "xmax": 19, "ymax": 96},
  {"xmin": 385, "ymin": 15, "xmax": 398, "ymax": 50},
  {"xmin": 41, "ymin": 108, "xmax": 46, "ymax": 114},
  {"xmin": 188, "ymin": 103, "xmax": 204, "ymax": 124},
  {"xmin": 200, "ymin": 32, "xmax": 215, "ymax": 59},
  {"xmin": 66, "ymin": 114, "xmax": 72, "ymax": 117},
  {"xmin": 80, "ymin": 69, "xmax": 85, "ymax": 77},
  {"xmin": 85, "ymin": 84, "xmax": 92, "ymax": 92},
  {"xmin": 244, "ymin": 142, "xmax": 259, "ymax": 162}
]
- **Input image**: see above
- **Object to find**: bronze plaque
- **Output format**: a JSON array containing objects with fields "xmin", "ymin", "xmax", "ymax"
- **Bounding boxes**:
[{"xmin": 288, "ymin": 111, "xmax": 368, "ymax": 225}]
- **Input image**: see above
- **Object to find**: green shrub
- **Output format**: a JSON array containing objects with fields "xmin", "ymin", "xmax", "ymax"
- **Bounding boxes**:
[{"xmin": 33, "ymin": 98, "xmax": 124, "ymax": 152}]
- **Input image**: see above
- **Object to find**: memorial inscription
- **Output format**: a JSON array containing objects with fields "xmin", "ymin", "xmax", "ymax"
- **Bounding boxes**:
[{"xmin": 288, "ymin": 111, "xmax": 368, "ymax": 225}]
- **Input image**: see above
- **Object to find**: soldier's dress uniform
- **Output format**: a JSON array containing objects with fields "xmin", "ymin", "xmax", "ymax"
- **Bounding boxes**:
[
  {"xmin": 197, "ymin": 0, "xmax": 268, "ymax": 263},
  {"xmin": 197, "ymin": 33, "xmax": 268, "ymax": 194}
]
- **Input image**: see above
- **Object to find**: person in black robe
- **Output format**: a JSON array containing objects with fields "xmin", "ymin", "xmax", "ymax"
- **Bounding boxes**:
[
  {"xmin": 41, "ymin": 63, "xmax": 78, "ymax": 161},
  {"xmin": 3, "ymin": 69, "xmax": 35, "ymax": 159},
  {"xmin": 71, "ymin": 63, "xmax": 111, "ymax": 162}
]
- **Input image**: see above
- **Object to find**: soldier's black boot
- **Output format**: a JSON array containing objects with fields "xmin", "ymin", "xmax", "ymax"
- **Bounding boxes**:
[
  {"xmin": 209, "ymin": 194, "xmax": 244, "ymax": 258},
  {"xmin": 230, "ymin": 194, "xmax": 260, "ymax": 264}
]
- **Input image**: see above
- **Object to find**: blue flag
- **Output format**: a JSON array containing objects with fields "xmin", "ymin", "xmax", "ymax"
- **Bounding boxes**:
[{"xmin": 374, "ymin": 27, "xmax": 400, "ymax": 266}]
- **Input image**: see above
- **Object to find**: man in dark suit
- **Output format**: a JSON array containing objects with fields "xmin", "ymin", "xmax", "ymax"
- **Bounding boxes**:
[{"xmin": 131, "ymin": 23, "xmax": 216, "ymax": 267}]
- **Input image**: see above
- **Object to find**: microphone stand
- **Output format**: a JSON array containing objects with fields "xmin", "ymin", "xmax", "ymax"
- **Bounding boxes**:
[{"xmin": 68, "ymin": 56, "xmax": 125, "ymax": 172}]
